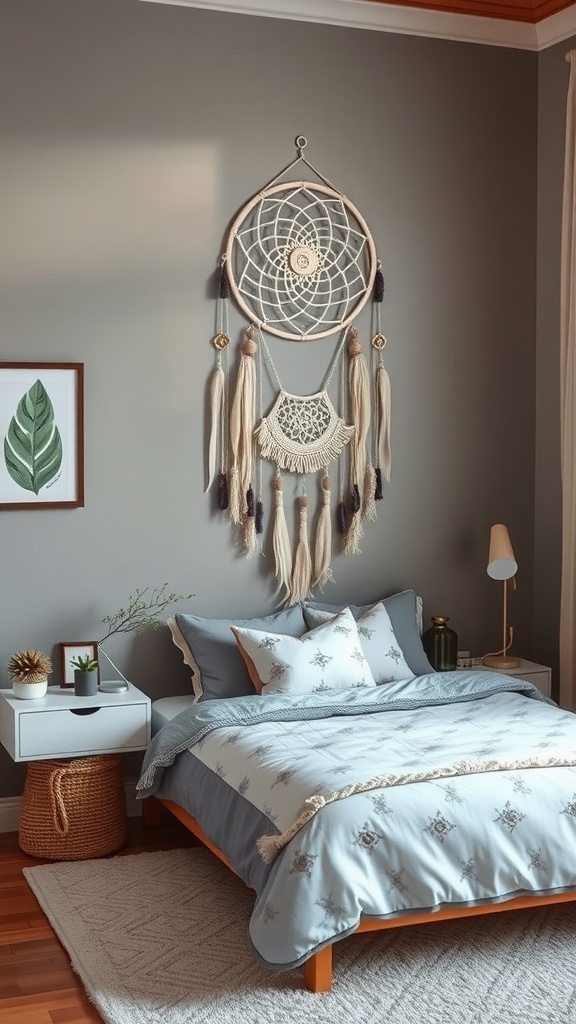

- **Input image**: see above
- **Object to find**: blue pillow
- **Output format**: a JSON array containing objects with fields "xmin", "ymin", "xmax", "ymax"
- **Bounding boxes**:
[
  {"xmin": 302, "ymin": 590, "xmax": 433, "ymax": 677},
  {"xmin": 168, "ymin": 605, "xmax": 307, "ymax": 701}
]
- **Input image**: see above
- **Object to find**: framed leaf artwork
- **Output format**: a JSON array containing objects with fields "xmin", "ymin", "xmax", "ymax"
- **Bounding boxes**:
[{"xmin": 0, "ymin": 363, "xmax": 84, "ymax": 510}]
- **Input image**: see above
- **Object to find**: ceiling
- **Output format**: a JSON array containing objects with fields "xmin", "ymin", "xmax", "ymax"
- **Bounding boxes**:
[
  {"xmin": 365, "ymin": 0, "xmax": 573, "ymax": 22},
  {"xmin": 136, "ymin": 0, "xmax": 576, "ymax": 49}
]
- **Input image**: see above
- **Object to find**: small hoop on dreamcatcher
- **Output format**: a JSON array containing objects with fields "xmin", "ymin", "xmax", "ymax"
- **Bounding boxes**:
[{"xmin": 223, "ymin": 137, "xmax": 378, "ymax": 341}]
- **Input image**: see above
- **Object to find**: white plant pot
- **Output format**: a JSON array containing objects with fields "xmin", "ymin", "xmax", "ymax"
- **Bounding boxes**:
[{"xmin": 12, "ymin": 678, "xmax": 48, "ymax": 700}]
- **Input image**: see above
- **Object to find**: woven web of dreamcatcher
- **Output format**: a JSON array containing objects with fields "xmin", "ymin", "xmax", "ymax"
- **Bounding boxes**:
[{"xmin": 225, "ymin": 180, "xmax": 377, "ymax": 340}]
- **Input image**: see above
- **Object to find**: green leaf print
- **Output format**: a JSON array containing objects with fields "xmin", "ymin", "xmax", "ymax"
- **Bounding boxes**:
[{"xmin": 4, "ymin": 379, "xmax": 63, "ymax": 494}]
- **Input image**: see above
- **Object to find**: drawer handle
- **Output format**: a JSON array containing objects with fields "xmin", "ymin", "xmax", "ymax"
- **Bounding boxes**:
[{"xmin": 69, "ymin": 708, "xmax": 101, "ymax": 716}]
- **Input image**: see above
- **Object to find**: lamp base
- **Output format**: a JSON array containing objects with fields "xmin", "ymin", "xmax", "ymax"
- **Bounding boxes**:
[{"xmin": 482, "ymin": 654, "xmax": 521, "ymax": 670}]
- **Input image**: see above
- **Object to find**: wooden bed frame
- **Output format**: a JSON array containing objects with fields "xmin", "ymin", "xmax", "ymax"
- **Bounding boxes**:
[{"xmin": 143, "ymin": 793, "xmax": 576, "ymax": 993}]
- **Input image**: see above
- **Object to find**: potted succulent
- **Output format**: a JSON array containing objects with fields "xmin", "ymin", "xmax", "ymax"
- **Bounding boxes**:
[
  {"xmin": 69, "ymin": 653, "xmax": 99, "ymax": 696},
  {"xmin": 8, "ymin": 649, "xmax": 52, "ymax": 699}
]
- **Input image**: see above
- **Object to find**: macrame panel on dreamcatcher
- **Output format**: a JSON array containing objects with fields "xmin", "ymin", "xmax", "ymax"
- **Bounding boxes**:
[{"xmin": 205, "ymin": 138, "xmax": 392, "ymax": 607}]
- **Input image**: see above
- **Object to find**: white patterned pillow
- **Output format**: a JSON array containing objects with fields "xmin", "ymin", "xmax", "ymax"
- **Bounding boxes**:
[
  {"xmin": 231, "ymin": 607, "xmax": 377, "ymax": 696},
  {"xmin": 303, "ymin": 601, "xmax": 414, "ymax": 685}
]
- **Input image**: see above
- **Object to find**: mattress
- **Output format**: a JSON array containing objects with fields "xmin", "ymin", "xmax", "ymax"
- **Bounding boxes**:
[{"xmin": 151, "ymin": 695, "xmax": 195, "ymax": 734}]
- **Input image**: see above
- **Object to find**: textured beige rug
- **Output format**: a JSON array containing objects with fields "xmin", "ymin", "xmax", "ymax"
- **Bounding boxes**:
[{"xmin": 23, "ymin": 846, "xmax": 576, "ymax": 1024}]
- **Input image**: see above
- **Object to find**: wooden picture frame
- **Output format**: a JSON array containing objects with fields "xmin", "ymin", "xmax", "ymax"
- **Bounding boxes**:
[
  {"xmin": 0, "ymin": 362, "xmax": 84, "ymax": 510},
  {"xmin": 59, "ymin": 641, "xmax": 98, "ymax": 689}
]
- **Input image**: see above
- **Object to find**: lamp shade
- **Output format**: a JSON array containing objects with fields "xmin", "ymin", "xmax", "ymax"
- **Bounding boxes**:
[{"xmin": 486, "ymin": 523, "xmax": 517, "ymax": 581}]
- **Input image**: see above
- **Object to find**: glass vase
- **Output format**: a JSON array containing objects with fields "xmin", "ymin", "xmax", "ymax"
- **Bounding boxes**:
[{"xmin": 422, "ymin": 616, "xmax": 458, "ymax": 671}]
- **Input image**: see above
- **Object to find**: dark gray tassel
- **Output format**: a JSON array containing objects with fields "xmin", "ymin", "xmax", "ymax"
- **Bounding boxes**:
[
  {"xmin": 350, "ymin": 484, "xmax": 361, "ymax": 514},
  {"xmin": 374, "ymin": 467, "xmax": 383, "ymax": 501},
  {"xmin": 336, "ymin": 500, "xmax": 347, "ymax": 534},
  {"xmin": 217, "ymin": 472, "xmax": 229, "ymax": 510},
  {"xmin": 255, "ymin": 500, "xmax": 264, "ymax": 534},
  {"xmin": 374, "ymin": 267, "xmax": 385, "ymax": 303},
  {"xmin": 219, "ymin": 263, "xmax": 230, "ymax": 299},
  {"xmin": 246, "ymin": 485, "xmax": 255, "ymax": 517}
]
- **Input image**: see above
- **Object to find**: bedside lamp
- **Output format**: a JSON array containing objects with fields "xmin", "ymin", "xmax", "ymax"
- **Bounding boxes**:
[{"xmin": 482, "ymin": 523, "xmax": 520, "ymax": 670}]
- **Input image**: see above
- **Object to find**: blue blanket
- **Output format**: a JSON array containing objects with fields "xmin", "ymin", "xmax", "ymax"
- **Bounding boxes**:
[{"xmin": 136, "ymin": 672, "xmax": 576, "ymax": 970}]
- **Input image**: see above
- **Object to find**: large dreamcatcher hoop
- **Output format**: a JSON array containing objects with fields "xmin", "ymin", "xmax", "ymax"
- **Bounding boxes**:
[
  {"xmin": 224, "ymin": 140, "xmax": 377, "ymax": 340},
  {"xmin": 206, "ymin": 138, "xmax": 391, "ymax": 605}
]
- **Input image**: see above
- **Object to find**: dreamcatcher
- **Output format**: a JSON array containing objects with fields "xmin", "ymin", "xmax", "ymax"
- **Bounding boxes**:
[{"xmin": 206, "ymin": 138, "xmax": 392, "ymax": 606}]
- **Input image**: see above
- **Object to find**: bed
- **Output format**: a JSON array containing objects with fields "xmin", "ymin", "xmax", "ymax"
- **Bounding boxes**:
[{"xmin": 137, "ymin": 592, "xmax": 576, "ymax": 992}]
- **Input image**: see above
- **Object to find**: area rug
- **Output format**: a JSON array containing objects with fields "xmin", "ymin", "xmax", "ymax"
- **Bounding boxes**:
[{"xmin": 23, "ymin": 846, "xmax": 576, "ymax": 1024}]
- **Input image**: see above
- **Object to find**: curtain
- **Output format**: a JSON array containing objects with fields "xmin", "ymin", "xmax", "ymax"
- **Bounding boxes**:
[{"xmin": 560, "ymin": 50, "xmax": 576, "ymax": 710}]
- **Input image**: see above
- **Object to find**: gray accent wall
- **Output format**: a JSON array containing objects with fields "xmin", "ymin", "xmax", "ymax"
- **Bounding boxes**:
[{"xmin": 0, "ymin": 0, "xmax": 544, "ymax": 797}]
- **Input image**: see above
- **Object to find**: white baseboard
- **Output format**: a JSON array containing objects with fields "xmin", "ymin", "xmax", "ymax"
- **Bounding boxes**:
[{"xmin": 0, "ymin": 778, "xmax": 141, "ymax": 834}]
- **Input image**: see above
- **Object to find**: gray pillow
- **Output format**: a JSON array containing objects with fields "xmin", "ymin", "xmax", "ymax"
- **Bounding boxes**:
[
  {"xmin": 301, "ymin": 590, "xmax": 433, "ymax": 676},
  {"xmin": 168, "ymin": 605, "xmax": 307, "ymax": 701}
]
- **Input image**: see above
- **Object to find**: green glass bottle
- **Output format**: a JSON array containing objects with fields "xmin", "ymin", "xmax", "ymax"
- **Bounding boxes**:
[{"xmin": 422, "ymin": 616, "xmax": 458, "ymax": 671}]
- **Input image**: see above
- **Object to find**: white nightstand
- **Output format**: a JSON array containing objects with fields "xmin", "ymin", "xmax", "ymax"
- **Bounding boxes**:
[
  {"xmin": 479, "ymin": 659, "xmax": 551, "ymax": 698},
  {"xmin": 0, "ymin": 682, "xmax": 151, "ymax": 762},
  {"xmin": 0, "ymin": 683, "xmax": 152, "ymax": 860}
]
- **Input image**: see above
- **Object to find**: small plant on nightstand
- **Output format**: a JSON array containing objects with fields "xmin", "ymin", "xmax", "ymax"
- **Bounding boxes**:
[
  {"xmin": 69, "ymin": 654, "xmax": 99, "ymax": 673},
  {"xmin": 8, "ymin": 649, "xmax": 52, "ymax": 700},
  {"xmin": 69, "ymin": 653, "xmax": 99, "ymax": 697}
]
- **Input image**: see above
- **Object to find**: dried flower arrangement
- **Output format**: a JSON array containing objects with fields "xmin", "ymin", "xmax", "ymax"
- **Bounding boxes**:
[
  {"xmin": 98, "ymin": 584, "xmax": 194, "ymax": 644},
  {"xmin": 8, "ymin": 649, "xmax": 52, "ymax": 683}
]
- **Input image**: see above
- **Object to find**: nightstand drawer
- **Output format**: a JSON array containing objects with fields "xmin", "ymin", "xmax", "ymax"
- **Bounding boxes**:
[{"xmin": 17, "ymin": 703, "xmax": 149, "ymax": 759}]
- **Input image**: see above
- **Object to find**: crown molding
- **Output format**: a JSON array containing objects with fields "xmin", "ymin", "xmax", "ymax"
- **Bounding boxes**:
[
  {"xmin": 536, "ymin": 2, "xmax": 576, "ymax": 44},
  {"xmin": 135, "ymin": 0, "xmax": 576, "ymax": 49}
]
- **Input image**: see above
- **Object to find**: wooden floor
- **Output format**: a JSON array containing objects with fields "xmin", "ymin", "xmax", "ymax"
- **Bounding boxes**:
[{"xmin": 0, "ymin": 815, "xmax": 197, "ymax": 1024}]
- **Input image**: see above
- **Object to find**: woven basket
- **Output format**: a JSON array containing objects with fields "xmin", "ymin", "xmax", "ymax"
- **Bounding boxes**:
[{"xmin": 19, "ymin": 754, "xmax": 128, "ymax": 860}]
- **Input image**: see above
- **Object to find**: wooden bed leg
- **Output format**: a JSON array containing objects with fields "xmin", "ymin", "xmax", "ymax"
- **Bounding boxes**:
[
  {"xmin": 141, "ymin": 796, "xmax": 164, "ymax": 827},
  {"xmin": 304, "ymin": 945, "xmax": 333, "ymax": 993}
]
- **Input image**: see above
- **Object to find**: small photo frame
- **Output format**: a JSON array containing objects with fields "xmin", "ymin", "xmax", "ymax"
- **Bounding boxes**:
[{"xmin": 59, "ymin": 641, "xmax": 98, "ymax": 688}]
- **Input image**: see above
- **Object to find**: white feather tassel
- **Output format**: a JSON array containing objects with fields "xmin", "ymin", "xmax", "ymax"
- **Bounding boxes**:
[
  {"xmin": 290, "ymin": 496, "xmax": 312, "ymax": 604},
  {"xmin": 344, "ymin": 329, "xmax": 371, "ymax": 553},
  {"xmin": 272, "ymin": 475, "xmax": 292, "ymax": 602},
  {"xmin": 205, "ymin": 363, "xmax": 224, "ymax": 492},
  {"xmin": 243, "ymin": 513, "xmax": 257, "ymax": 557},
  {"xmin": 228, "ymin": 332, "xmax": 257, "ymax": 526},
  {"xmin": 362, "ymin": 464, "xmax": 377, "ymax": 522},
  {"xmin": 313, "ymin": 474, "xmax": 333, "ymax": 589},
  {"xmin": 377, "ymin": 363, "xmax": 391, "ymax": 483}
]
